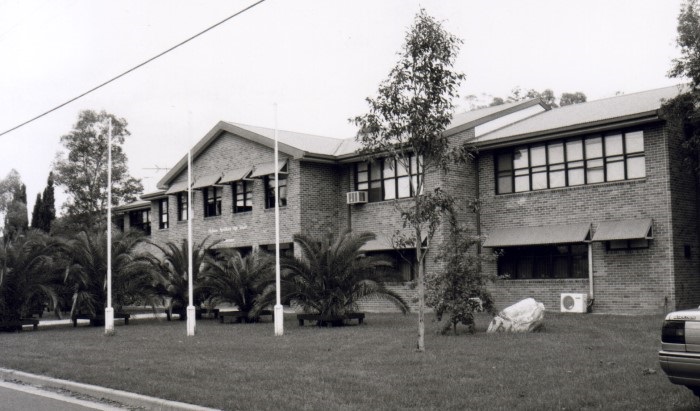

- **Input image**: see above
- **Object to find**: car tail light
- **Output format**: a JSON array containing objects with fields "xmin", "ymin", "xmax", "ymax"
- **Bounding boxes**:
[{"xmin": 662, "ymin": 320, "xmax": 686, "ymax": 344}]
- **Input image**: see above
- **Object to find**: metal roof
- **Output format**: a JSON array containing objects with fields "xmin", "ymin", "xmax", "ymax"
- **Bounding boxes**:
[
  {"xmin": 591, "ymin": 219, "xmax": 653, "ymax": 241},
  {"xmin": 483, "ymin": 223, "xmax": 592, "ymax": 248},
  {"xmin": 477, "ymin": 85, "xmax": 685, "ymax": 145}
]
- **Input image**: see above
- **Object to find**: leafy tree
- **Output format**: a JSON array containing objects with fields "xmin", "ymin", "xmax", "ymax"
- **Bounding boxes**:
[
  {"xmin": 661, "ymin": 0, "xmax": 700, "ymax": 176},
  {"xmin": 262, "ymin": 231, "xmax": 408, "ymax": 322},
  {"xmin": 200, "ymin": 249, "xmax": 274, "ymax": 322},
  {"xmin": 61, "ymin": 229, "xmax": 156, "ymax": 318},
  {"xmin": 559, "ymin": 92, "xmax": 587, "ymax": 106},
  {"xmin": 426, "ymin": 209, "xmax": 496, "ymax": 335},
  {"xmin": 146, "ymin": 238, "xmax": 216, "ymax": 320},
  {"xmin": 351, "ymin": 10, "xmax": 464, "ymax": 351},
  {"xmin": 485, "ymin": 88, "xmax": 587, "ymax": 108},
  {"xmin": 0, "ymin": 231, "xmax": 61, "ymax": 322},
  {"xmin": 53, "ymin": 110, "xmax": 143, "ymax": 229},
  {"xmin": 0, "ymin": 170, "xmax": 28, "ymax": 240},
  {"xmin": 32, "ymin": 173, "xmax": 57, "ymax": 233},
  {"xmin": 30, "ymin": 194, "xmax": 43, "ymax": 231}
]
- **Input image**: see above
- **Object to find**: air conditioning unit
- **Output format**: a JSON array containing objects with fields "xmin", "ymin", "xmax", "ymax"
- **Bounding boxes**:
[
  {"xmin": 561, "ymin": 293, "xmax": 588, "ymax": 313},
  {"xmin": 346, "ymin": 191, "xmax": 368, "ymax": 204}
]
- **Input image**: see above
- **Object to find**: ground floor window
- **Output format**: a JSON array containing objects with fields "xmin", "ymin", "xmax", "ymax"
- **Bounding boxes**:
[
  {"xmin": 261, "ymin": 242, "xmax": 294, "ymax": 258},
  {"xmin": 364, "ymin": 249, "xmax": 416, "ymax": 282},
  {"xmin": 129, "ymin": 209, "xmax": 151, "ymax": 236},
  {"xmin": 497, "ymin": 244, "xmax": 587, "ymax": 279}
]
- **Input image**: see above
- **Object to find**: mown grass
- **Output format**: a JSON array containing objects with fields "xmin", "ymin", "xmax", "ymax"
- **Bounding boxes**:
[{"xmin": 0, "ymin": 312, "xmax": 697, "ymax": 410}]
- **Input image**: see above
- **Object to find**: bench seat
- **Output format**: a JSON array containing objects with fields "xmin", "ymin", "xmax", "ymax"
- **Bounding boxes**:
[{"xmin": 297, "ymin": 312, "xmax": 365, "ymax": 327}]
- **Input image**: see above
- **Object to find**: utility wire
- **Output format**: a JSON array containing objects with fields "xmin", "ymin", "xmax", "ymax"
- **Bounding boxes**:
[{"xmin": 0, "ymin": 0, "xmax": 267, "ymax": 138}]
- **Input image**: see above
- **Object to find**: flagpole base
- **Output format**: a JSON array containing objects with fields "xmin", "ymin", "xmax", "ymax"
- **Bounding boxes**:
[
  {"xmin": 274, "ymin": 304, "xmax": 284, "ymax": 336},
  {"xmin": 187, "ymin": 306, "xmax": 196, "ymax": 336},
  {"xmin": 105, "ymin": 307, "xmax": 114, "ymax": 335}
]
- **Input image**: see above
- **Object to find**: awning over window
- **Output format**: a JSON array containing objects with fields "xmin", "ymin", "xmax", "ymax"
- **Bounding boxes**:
[
  {"xmin": 218, "ymin": 168, "xmax": 252, "ymax": 184},
  {"xmin": 360, "ymin": 234, "xmax": 428, "ymax": 251},
  {"xmin": 251, "ymin": 160, "xmax": 287, "ymax": 178},
  {"xmin": 164, "ymin": 181, "xmax": 189, "ymax": 195},
  {"xmin": 191, "ymin": 173, "xmax": 222, "ymax": 189},
  {"xmin": 591, "ymin": 219, "xmax": 653, "ymax": 242},
  {"xmin": 482, "ymin": 223, "xmax": 591, "ymax": 248}
]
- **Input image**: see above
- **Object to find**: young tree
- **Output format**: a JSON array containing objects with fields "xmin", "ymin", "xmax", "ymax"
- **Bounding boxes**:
[
  {"xmin": 426, "ymin": 209, "xmax": 496, "ymax": 335},
  {"xmin": 53, "ymin": 110, "xmax": 143, "ymax": 229},
  {"xmin": 351, "ymin": 10, "xmax": 465, "ymax": 351}
]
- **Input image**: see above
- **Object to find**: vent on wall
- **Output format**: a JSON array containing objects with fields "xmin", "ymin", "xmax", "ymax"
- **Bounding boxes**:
[
  {"xmin": 346, "ymin": 191, "xmax": 368, "ymax": 204},
  {"xmin": 561, "ymin": 293, "xmax": 587, "ymax": 313}
]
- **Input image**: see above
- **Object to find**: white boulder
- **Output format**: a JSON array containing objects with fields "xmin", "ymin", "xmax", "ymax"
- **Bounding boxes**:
[{"xmin": 487, "ymin": 298, "xmax": 545, "ymax": 333}]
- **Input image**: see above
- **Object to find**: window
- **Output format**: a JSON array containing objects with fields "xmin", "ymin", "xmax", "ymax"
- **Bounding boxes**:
[
  {"xmin": 497, "ymin": 244, "xmax": 588, "ymax": 279},
  {"xmin": 495, "ymin": 130, "xmax": 646, "ymax": 194},
  {"xmin": 233, "ymin": 181, "xmax": 252, "ymax": 213},
  {"xmin": 607, "ymin": 239, "xmax": 649, "ymax": 251},
  {"xmin": 158, "ymin": 198, "xmax": 168, "ymax": 229},
  {"xmin": 129, "ymin": 209, "xmax": 151, "ymax": 236},
  {"xmin": 203, "ymin": 186, "xmax": 222, "ymax": 217},
  {"xmin": 265, "ymin": 175, "xmax": 287, "ymax": 208},
  {"xmin": 355, "ymin": 154, "xmax": 422, "ymax": 202},
  {"xmin": 177, "ymin": 192, "xmax": 188, "ymax": 221}
]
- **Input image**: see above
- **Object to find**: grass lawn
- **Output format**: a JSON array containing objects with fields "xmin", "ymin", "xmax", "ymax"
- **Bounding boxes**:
[{"xmin": 0, "ymin": 312, "xmax": 697, "ymax": 410}]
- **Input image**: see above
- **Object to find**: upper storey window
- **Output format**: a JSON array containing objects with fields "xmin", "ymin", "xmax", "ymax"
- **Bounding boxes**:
[
  {"xmin": 203, "ymin": 186, "xmax": 222, "ymax": 217},
  {"xmin": 355, "ymin": 154, "xmax": 422, "ymax": 202},
  {"xmin": 495, "ymin": 130, "xmax": 645, "ymax": 194}
]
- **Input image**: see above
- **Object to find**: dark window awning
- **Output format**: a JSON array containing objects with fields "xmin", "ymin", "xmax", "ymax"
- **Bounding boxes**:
[
  {"xmin": 482, "ymin": 223, "xmax": 592, "ymax": 248},
  {"xmin": 218, "ymin": 168, "xmax": 252, "ymax": 184},
  {"xmin": 591, "ymin": 219, "xmax": 653, "ymax": 242},
  {"xmin": 360, "ymin": 233, "xmax": 428, "ymax": 251},
  {"xmin": 192, "ymin": 173, "xmax": 222, "ymax": 189},
  {"xmin": 251, "ymin": 160, "xmax": 287, "ymax": 178},
  {"xmin": 164, "ymin": 181, "xmax": 189, "ymax": 195}
]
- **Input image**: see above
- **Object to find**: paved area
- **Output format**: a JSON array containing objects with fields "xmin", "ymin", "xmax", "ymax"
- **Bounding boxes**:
[{"xmin": 0, "ymin": 381, "xmax": 123, "ymax": 411}]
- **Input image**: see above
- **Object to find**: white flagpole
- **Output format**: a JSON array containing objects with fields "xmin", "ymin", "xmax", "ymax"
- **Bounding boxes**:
[
  {"xmin": 187, "ymin": 145, "xmax": 196, "ymax": 336},
  {"xmin": 273, "ymin": 103, "xmax": 283, "ymax": 336},
  {"xmin": 105, "ymin": 118, "xmax": 114, "ymax": 335}
]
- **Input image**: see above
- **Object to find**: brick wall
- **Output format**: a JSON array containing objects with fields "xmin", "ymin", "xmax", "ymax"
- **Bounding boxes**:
[
  {"xmin": 478, "ymin": 123, "xmax": 680, "ymax": 314},
  {"xmin": 149, "ymin": 131, "xmax": 301, "ymax": 253}
]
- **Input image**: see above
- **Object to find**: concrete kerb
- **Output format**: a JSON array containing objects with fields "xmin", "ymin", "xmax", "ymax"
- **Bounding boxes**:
[{"xmin": 0, "ymin": 368, "xmax": 221, "ymax": 411}]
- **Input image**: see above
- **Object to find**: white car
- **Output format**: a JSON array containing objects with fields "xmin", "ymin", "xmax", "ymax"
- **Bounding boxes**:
[{"xmin": 660, "ymin": 307, "xmax": 700, "ymax": 396}]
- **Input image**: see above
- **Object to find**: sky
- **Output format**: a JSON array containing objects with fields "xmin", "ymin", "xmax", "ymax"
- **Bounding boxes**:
[{"xmin": 0, "ymin": 0, "xmax": 686, "ymax": 218}]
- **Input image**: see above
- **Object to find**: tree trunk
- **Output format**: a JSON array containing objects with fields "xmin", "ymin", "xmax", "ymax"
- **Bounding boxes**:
[{"xmin": 416, "ymin": 226, "xmax": 425, "ymax": 352}]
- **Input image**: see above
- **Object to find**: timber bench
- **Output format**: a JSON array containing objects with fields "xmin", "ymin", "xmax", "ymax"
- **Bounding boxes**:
[
  {"xmin": 297, "ymin": 312, "xmax": 365, "ymax": 327},
  {"xmin": 219, "ymin": 309, "xmax": 273, "ymax": 324},
  {"xmin": 72, "ymin": 313, "xmax": 130, "ymax": 327}
]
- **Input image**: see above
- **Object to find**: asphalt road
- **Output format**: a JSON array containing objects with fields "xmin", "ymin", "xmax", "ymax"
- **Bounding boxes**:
[{"xmin": 0, "ymin": 381, "xmax": 122, "ymax": 411}]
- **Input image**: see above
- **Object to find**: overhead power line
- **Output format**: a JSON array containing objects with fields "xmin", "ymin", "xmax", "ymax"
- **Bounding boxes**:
[{"xmin": 0, "ymin": 0, "xmax": 267, "ymax": 138}]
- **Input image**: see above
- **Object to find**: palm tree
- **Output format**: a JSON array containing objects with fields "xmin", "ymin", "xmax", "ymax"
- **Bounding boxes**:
[
  {"xmin": 62, "ymin": 229, "xmax": 158, "ymax": 319},
  {"xmin": 0, "ymin": 231, "xmax": 60, "ymax": 322},
  {"xmin": 199, "ymin": 249, "xmax": 274, "ymax": 322},
  {"xmin": 262, "ymin": 231, "xmax": 409, "ymax": 321},
  {"xmin": 147, "ymin": 238, "xmax": 217, "ymax": 320}
]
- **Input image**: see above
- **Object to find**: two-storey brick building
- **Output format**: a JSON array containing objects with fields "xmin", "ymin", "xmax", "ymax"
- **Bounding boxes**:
[{"xmin": 117, "ymin": 84, "xmax": 700, "ymax": 314}]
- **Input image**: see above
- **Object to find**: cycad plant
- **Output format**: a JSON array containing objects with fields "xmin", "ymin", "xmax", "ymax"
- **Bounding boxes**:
[
  {"xmin": 147, "ymin": 238, "xmax": 215, "ymax": 320},
  {"xmin": 264, "ymin": 231, "xmax": 409, "ymax": 320},
  {"xmin": 0, "ymin": 230, "xmax": 60, "ymax": 322},
  {"xmin": 200, "ymin": 249, "xmax": 274, "ymax": 322},
  {"xmin": 62, "ymin": 229, "xmax": 157, "ymax": 318}
]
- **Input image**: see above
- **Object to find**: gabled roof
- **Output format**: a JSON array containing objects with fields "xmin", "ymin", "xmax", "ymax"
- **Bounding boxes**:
[
  {"xmin": 157, "ymin": 121, "xmax": 347, "ymax": 189},
  {"xmin": 477, "ymin": 85, "xmax": 686, "ymax": 147}
]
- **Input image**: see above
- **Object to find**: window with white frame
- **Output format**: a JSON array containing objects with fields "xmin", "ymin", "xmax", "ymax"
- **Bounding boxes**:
[
  {"xmin": 233, "ymin": 180, "xmax": 252, "ymax": 213},
  {"xmin": 495, "ymin": 130, "xmax": 645, "ymax": 194},
  {"xmin": 355, "ymin": 154, "xmax": 422, "ymax": 202},
  {"xmin": 203, "ymin": 186, "xmax": 222, "ymax": 217}
]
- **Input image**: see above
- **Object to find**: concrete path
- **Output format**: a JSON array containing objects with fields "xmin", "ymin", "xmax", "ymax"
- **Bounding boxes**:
[
  {"xmin": 0, "ymin": 368, "xmax": 221, "ymax": 411},
  {"xmin": 0, "ymin": 381, "xmax": 122, "ymax": 411}
]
